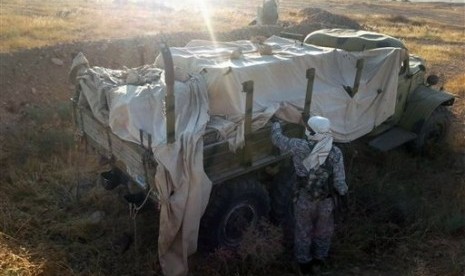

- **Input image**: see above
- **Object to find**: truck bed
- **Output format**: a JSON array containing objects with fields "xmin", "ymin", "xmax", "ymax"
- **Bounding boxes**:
[{"xmin": 73, "ymin": 101, "xmax": 302, "ymax": 193}]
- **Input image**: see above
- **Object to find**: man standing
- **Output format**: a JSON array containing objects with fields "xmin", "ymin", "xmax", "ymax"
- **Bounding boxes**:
[{"xmin": 271, "ymin": 116, "xmax": 348, "ymax": 275}]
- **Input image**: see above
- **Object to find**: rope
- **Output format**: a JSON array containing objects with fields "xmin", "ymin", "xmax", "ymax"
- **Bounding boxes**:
[
  {"xmin": 129, "ymin": 203, "xmax": 140, "ymax": 270},
  {"xmin": 128, "ymin": 186, "xmax": 153, "ymax": 269},
  {"xmin": 74, "ymin": 107, "xmax": 87, "ymax": 200},
  {"xmin": 106, "ymin": 128, "xmax": 113, "ymax": 161},
  {"xmin": 129, "ymin": 186, "xmax": 153, "ymax": 219}
]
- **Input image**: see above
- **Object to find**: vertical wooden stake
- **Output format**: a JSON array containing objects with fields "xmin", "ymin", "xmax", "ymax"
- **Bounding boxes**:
[
  {"xmin": 303, "ymin": 68, "xmax": 315, "ymax": 122},
  {"xmin": 160, "ymin": 42, "xmax": 175, "ymax": 144},
  {"xmin": 242, "ymin": 81, "xmax": 254, "ymax": 167}
]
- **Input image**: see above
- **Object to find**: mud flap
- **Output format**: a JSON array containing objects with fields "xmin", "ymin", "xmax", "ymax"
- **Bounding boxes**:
[{"xmin": 368, "ymin": 127, "xmax": 417, "ymax": 151}]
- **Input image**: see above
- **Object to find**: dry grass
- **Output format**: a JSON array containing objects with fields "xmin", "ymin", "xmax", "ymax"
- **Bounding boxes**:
[
  {"xmin": 446, "ymin": 73, "xmax": 465, "ymax": 150},
  {"xmin": 353, "ymin": 13, "xmax": 465, "ymax": 66},
  {"xmin": 0, "ymin": 234, "xmax": 44, "ymax": 276},
  {"xmin": 408, "ymin": 43, "xmax": 463, "ymax": 66},
  {"xmin": 0, "ymin": 0, "xmax": 464, "ymax": 275},
  {"xmin": 358, "ymin": 14, "xmax": 464, "ymax": 44},
  {"xmin": 446, "ymin": 74, "xmax": 465, "ymax": 95},
  {"xmin": 0, "ymin": 0, "xmax": 261, "ymax": 52}
]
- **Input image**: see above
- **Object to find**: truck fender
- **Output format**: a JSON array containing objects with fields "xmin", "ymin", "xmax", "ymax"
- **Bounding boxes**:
[{"xmin": 398, "ymin": 85, "xmax": 454, "ymax": 133}]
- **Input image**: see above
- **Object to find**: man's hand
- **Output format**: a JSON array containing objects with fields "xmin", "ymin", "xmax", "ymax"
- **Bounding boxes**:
[
  {"xmin": 301, "ymin": 114, "xmax": 309, "ymax": 126},
  {"xmin": 335, "ymin": 181, "xmax": 348, "ymax": 196},
  {"xmin": 339, "ymin": 194, "xmax": 349, "ymax": 213}
]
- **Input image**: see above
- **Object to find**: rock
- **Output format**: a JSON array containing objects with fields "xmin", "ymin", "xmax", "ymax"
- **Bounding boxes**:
[
  {"xmin": 257, "ymin": 0, "xmax": 279, "ymax": 25},
  {"xmin": 351, "ymin": 267, "xmax": 360, "ymax": 274},
  {"xmin": 31, "ymin": 88, "xmax": 37, "ymax": 95},
  {"xmin": 89, "ymin": 210, "xmax": 105, "ymax": 224},
  {"xmin": 112, "ymin": 232, "xmax": 133, "ymax": 254},
  {"xmin": 259, "ymin": 44, "xmax": 273, "ymax": 55},
  {"xmin": 230, "ymin": 48, "xmax": 243, "ymax": 59},
  {"xmin": 434, "ymin": 251, "xmax": 443, "ymax": 257},
  {"xmin": 51, "ymin": 58, "xmax": 64, "ymax": 66}
]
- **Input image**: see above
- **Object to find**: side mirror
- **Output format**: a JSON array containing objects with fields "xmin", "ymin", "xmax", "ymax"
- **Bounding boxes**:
[{"xmin": 426, "ymin": 74, "xmax": 439, "ymax": 86}]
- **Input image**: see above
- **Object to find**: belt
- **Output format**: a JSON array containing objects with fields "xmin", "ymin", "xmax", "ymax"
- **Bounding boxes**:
[{"xmin": 295, "ymin": 176, "xmax": 331, "ymax": 200}]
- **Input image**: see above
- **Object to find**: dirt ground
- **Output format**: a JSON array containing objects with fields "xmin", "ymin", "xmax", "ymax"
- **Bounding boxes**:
[{"xmin": 0, "ymin": 0, "xmax": 465, "ymax": 275}]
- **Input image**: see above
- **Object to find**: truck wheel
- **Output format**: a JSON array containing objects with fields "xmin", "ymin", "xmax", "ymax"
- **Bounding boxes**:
[
  {"xmin": 270, "ymin": 168, "xmax": 295, "ymax": 247},
  {"xmin": 412, "ymin": 106, "xmax": 451, "ymax": 152},
  {"xmin": 198, "ymin": 178, "xmax": 270, "ymax": 251}
]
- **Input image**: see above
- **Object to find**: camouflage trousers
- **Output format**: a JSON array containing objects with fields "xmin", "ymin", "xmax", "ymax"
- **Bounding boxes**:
[{"xmin": 294, "ymin": 192, "xmax": 334, "ymax": 263}]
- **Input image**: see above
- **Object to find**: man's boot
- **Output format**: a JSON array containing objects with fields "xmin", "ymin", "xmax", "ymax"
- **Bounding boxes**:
[
  {"xmin": 310, "ymin": 258, "xmax": 327, "ymax": 274},
  {"xmin": 298, "ymin": 261, "xmax": 312, "ymax": 275}
]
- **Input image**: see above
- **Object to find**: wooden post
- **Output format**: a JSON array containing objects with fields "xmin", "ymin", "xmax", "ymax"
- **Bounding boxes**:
[
  {"xmin": 352, "ymin": 59, "xmax": 364, "ymax": 96},
  {"xmin": 160, "ymin": 42, "xmax": 175, "ymax": 144},
  {"xmin": 302, "ymin": 68, "xmax": 315, "ymax": 123},
  {"xmin": 242, "ymin": 81, "xmax": 254, "ymax": 167}
]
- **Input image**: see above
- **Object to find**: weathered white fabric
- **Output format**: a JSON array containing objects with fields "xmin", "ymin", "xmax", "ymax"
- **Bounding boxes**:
[
  {"xmin": 107, "ymin": 74, "xmax": 211, "ymax": 276},
  {"xmin": 302, "ymin": 116, "xmax": 333, "ymax": 171},
  {"xmin": 303, "ymin": 133, "xmax": 333, "ymax": 171},
  {"xmin": 75, "ymin": 62, "xmax": 211, "ymax": 276},
  {"xmin": 163, "ymin": 36, "xmax": 405, "ymax": 144}
]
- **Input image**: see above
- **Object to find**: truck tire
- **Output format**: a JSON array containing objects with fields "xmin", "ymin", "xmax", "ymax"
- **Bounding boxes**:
[
  {"xmin": 270, "ymin": 167, "xmax": 295, "ymax": 247},
  {"xmin": 412, "ymin": 106, "xmax": 451, "ymax": 153},
  {"xmin": 198, "ymin": 177, "xmax": 270, "ymax": 251}
]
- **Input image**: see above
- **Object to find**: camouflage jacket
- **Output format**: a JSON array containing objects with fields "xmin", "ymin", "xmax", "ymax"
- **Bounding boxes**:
[{"xmin": 271, "ymin": 122, "xmax": 348, "ymax": 196}]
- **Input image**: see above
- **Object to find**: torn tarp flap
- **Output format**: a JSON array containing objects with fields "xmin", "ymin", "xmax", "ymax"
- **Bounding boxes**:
[
  {"xmin": 74, "ymin": 58, "xmax": 211, "ymax": 276},
  {"xmin": 152, "ymin": 75, "xmax": 211, "ymax": 276},
  {"xmin": 104, "ymin": 73, "xmax": 211, "ymax": 276}
]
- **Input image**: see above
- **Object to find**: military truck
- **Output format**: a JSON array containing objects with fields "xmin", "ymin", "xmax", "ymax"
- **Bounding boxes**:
[{"xmin": 72, "ymin": 29, "xmax": 454, "ymax": 251}]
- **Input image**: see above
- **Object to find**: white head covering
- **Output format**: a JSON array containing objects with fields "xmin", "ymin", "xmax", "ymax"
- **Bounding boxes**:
[{"xmin": 303, "ymin": 116, "xmax": 333, "ymax": 171}]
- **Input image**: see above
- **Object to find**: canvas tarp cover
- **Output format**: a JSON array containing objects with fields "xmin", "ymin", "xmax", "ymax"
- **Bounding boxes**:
[
  {"xmin": 160, "ymin": 36, "xmax": 406, "ymax": 144},
  {"xmin": 73, "ymin": 58, "xmax": 211, "ymax": 276}
]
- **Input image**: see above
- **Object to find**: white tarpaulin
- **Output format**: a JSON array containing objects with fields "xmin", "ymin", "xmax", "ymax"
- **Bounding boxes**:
[
  {"xmin": 107, "ymin": 75, "xmax": 212, "ymax": 276},
  {"xmin": 161, "ymin": 36, "xmax": 406, "ymax": 144},
  {"xmin": 73, "ymin": 59, "xmax": 211, "ymax": 276}
]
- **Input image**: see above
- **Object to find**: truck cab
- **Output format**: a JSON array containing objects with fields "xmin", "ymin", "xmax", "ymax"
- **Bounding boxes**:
[{"xmin": 304, "ymin": 29, "xmax": 454, "ymax": 151}]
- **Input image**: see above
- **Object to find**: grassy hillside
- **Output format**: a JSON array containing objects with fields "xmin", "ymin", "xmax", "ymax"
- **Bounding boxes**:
[{"xmin": 0, "ymin": 0, "xmax": 464, "ymax": 275}]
